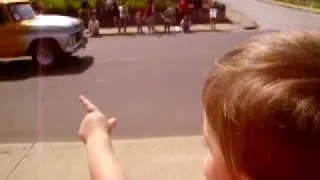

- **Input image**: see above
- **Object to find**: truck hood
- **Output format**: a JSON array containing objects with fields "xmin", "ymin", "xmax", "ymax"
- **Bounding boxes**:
[{"xmin": 22, "ymin": 15, "xmax": 82, "ymax": 31}]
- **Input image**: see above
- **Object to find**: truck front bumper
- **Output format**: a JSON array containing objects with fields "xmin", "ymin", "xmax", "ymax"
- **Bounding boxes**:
[{"xmin": 64, "ymin": 36, "xmax": 88, "ymax": 54}]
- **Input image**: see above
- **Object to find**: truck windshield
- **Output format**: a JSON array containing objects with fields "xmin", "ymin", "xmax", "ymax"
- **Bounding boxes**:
[{"xmin": 9, "ymin": 3, "xmax": 35, "ymax": 21}]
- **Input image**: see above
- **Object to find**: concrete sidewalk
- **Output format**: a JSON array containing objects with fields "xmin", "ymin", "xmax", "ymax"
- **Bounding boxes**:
[
  {"xmin": 0, "ymin": 136, "xmax": 206, "ymax": 180},
  {"xmin": 89, "ymin": 24, "xmax": 239, "ymax": 36}
]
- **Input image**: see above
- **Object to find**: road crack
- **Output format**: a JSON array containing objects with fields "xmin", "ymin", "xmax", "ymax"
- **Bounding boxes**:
[{"xmin": 3, "ymin": 143, "xmax": 35, "ymax": 180}]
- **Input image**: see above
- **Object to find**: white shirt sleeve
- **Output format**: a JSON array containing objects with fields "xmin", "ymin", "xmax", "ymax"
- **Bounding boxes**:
[
  {"xmin": 96, "ymin": 20, "xmax": 100, "ymax": 29},
  {"xmin": 88, "ymin": 20, "xmax": 93, "ymax": 32}
]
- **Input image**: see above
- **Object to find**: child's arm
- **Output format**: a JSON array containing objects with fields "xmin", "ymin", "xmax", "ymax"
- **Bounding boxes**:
[
  {"xmin": 79, "ymin": 95, "xmax": 127, "ymax": 180},
  {"xmin": 86, "ymin": 133, "xmax": 126, "ymax": 180}
]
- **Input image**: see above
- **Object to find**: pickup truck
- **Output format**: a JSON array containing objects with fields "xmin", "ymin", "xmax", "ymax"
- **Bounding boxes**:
[{"xmin": 0, "ymin": 0, "xmax": 88, "ymax": 67}]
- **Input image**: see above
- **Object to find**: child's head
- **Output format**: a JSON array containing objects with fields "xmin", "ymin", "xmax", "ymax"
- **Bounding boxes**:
[{"xmin": 202, "ymin": 31, "xmax": 320, "ymax": 180}]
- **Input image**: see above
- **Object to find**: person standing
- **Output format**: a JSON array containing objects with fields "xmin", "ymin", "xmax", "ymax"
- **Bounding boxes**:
[
  {"xmin": 209, "ymin": 1, "xmax": 217, "ymax": 31},
  {"xmin": 118, "ymin": 2, "xmax": 129, "ymax": 33},
  {"xmin": 144, "ymin": 0, "xmax": 155, "ymax": 34},
  {"xmin": 95, "ymin": 0, "xmax": 104, "ymax": 21},
  {"xmin": 178, "ymin": 0, "xmax": 189, "ymax": 24},
  {"xmin": 135, "ymin": 10, "xmax": 144, "ymax": 34},
  {"xmin": 109, "ymin": 0, "xmax": 120, "ymax": 32},
  {"xmin": 191, "ymin": 0, "xmax": 202, "ymax": 23},
  {"xmin": 161, "ymin": 7, "xmax": 175, "ymax": 34},
  {"xmin": 79, "ymin": 0, "xmax": 91, "ymax": 28}
]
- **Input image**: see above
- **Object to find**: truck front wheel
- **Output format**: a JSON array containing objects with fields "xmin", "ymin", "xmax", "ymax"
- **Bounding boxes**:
[{"xmin": 31, "ymin": 40, "xmax": 61, "ymax": 67}]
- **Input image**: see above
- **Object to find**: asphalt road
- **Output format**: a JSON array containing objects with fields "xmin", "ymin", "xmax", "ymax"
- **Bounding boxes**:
[
  {"xmin": 0, "ymin": 31, "xmax": 265, "ymax": 142},
  {"xmin": 223, "ymin": 0, "xmax": 320, "ymax": 30},
  {"xmin": 1, "ymin": 0, "xmax": 320, "ymax": 143}
]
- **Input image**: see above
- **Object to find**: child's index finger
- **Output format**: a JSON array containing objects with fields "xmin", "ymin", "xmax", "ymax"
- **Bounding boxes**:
[{"xmin": 79, "ymin": 95, "xmax": 97, "ymax": 113}]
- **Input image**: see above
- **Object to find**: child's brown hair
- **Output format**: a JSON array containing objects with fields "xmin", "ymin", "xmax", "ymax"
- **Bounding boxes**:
[{"xmin": 203, "ymin": 31, "xmax": 320, "ymax": 180}]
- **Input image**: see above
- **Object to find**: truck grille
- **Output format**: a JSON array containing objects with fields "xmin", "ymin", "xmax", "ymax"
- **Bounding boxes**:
[{"xmin": 75, "ymin": 31, "xmax": 82, "ymax": 43}]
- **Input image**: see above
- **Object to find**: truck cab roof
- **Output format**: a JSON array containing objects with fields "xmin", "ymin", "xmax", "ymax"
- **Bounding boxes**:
[{"xmin": 0, "ymin": 0, "xmax": 29, "ymax": 5}]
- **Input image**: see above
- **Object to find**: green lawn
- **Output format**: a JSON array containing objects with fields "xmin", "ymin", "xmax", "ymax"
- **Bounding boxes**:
[{"xmin": 274, "ymin": 0, "xmax": 320, "ymax": 9}]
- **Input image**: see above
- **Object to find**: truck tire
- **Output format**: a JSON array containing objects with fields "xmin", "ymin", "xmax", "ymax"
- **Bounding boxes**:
[{"xmin": 31, "ymin": 40, "xmax": 61, "ymax": 67}]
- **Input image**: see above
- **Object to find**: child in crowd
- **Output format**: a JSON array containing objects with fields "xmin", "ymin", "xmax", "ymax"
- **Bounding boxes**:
[
  {"xmin": 180, "ymin": 15, "xmax": 191, "ymax": 33},
  {"xmin": 88, "ymin": 12, "xmax": 100, "ymax": 37},
  {"xmin": 135, "ymin": 10, "xmax": 143, "ymax": 34},
  {"xmin": 78, "ymin": 31, "xmax": 320, "ymax": 180},
  {"xmin": 118, "ymin": 2, "xmax": 129, "ymax": 33}
]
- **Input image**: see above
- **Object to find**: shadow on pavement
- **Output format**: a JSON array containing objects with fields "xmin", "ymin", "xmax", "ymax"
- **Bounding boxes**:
[{"xmin": 0, "ymin": 56, "xmax": 94, "ymax": 82}]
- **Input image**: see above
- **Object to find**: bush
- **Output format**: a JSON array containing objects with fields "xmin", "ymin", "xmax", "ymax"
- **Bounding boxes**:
[
  {"xmin": 35, "ymin": 0, "xmax": 178, "ymax": 13},
  {"xmin": 125, "ymin": 0, "xmax": 176, "ymax": 10},
  {"xmin": 31, "ymin": 0, "xmax": 96, "ymax": 13}
]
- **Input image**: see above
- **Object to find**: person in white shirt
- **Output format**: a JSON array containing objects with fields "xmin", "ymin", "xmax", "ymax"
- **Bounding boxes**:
[
  {"xmin": 88, "ymin": 12, "xmax": 100, "ymax": 37},
  {"xmin": 118, "ymin": 3, "xmax": 129, "ymax": 33},
  {"xmin": 209, "ymin": 1, "xmax": 218, "ymax": 31}
]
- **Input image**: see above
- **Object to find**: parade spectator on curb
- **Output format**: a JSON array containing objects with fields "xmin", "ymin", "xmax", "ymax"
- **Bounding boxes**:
[
  {"xmin": 118, "ymin": 2, "xmax": 129, "ymax": 33},
  {"xmin": 161, "ymin": 7, "xmax": 172, "ymax": 34},
  {"xmin": 79, "ymin": 1, "xmax": 91, "ymax": 28},
  {"xmin": 95, "ymin": 0, "xmax": 104, "ymax": 21},
  {"xmin": 78, "ymin": 31, "xmax": 320, "ymax": 180},
  {"xmin": 209, "ymin": 1, "xmax": 217, "ymax": 31},
  {"xmin": 109, "ymin": 0, "xmax": 120, "ymax": 32},
  {"xmin": 178, "ymin": 0, "xmax": 189, "ymax": 24},
  {"xmin": 180, "ymin": 15, "xmax": 191, "ymax": 33},
  {"xmin": 135, "ymin": 10, "xmax": 144, "ymax": 34},
  {"xmin": 191, "ymin": 0, "xmax": 202, "ymax": 23},
  {"xmin": 144, "ymin": 0, "xmax": 155, "ymax": 34},
  {"xmin": 88, "ymin": 11, "xmax": 100, "ymax": 37}
]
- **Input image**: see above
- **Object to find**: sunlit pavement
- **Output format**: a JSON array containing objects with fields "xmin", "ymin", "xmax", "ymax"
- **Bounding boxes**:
[{"xmin": 0, "ymin": 136, "xmax": 206, "ymax": 180}]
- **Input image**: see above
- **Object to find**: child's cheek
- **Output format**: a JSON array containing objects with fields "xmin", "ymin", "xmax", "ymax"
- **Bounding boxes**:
[{"xmin": 203, "ymin": 153, "xmax": 216, "ymax": 180}]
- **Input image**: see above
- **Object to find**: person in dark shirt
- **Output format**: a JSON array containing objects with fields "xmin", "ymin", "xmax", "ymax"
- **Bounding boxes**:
[
  {"xmin": 161, "ymin": 7, "xmax": 174, "ymax": 34},
  {"xmin": 109, "ymin": 1, "xmax": 120, "ymax": 32},
  {"xmin": 79, "ymin": 1, "xmax": 91, "ymax": 28},
  {"xmin": 191, "ymin": 0, "xmax": 202, "ymax": 23},
  {"xmin": 144, "ymin": 0, "xmax": 155, "ymax": 34}
]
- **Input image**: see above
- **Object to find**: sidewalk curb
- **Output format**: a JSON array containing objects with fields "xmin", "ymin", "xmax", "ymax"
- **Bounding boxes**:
[
  {"xmin": 1, "ymin": 136, "xmax": 205, "ymax": 180},
  {"xmin": 258, "ymin": 0, "xmax": 320, "ymax": 14},
  {"xmin": 88, "ymin": 24, "xmax": 238, "ymax": 37},
  {"xmin": 226, "ymin": 6, "xmax": 259, "ymax": 30}
]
